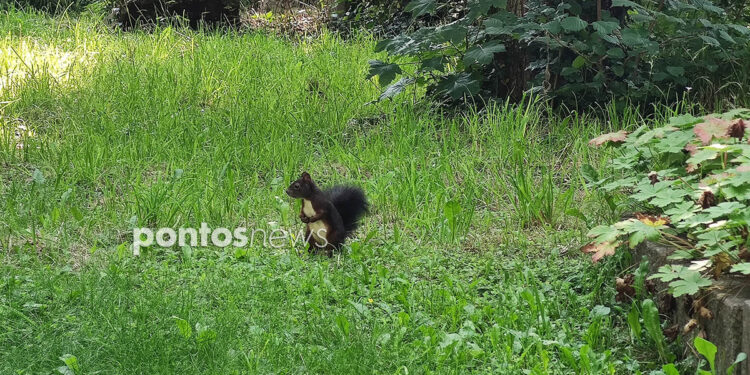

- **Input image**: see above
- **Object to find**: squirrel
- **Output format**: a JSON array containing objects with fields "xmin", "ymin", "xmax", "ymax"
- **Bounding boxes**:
[{"xmin": 285, "ymin": 172, "xmax": 369, "ymax": 256}]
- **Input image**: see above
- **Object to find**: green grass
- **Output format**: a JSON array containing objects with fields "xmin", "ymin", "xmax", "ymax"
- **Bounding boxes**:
[{"xmin": 0, "ymin": 7, "xmax": 676, "ymax": 374}]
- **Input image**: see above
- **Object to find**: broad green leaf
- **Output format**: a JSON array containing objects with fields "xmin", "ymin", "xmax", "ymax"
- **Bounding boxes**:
[
  {"xmin": 367, "ymin": 60, "xmax": 402, "ymax": 86},
  {"xmin": 606, "ymin": 48, "xmax": 625, "ymax": 59},
  {"xmin": 687, "ymin": 148, "xmax": 719, "ymax": 165},
  {"xmin": 560, "ymin": 16, "xmax": 588, "ymax": 32},
  {"xmin": 434, "ymin": 23, "xmax": 467, "ymax": 45},
  {"xmin": 670, "ymin": 270, "xmax": 712, "ymax": 297},
  {"xmin": 572, "ymin": 55, "xmax": 586, "ymax": 69},
  {"xmin": 649, "ymin": 264, "xmax": 689, "ymax": 282},
  {"xmin": 436, "ymin": 73, "xmax": 480, "ymax": 99},
  {"xmin": 405, "ymin": 0, "xmax": 437, "ymax": 18},
  {"xmin": 651, "ymin": 188, "xmax": 690, "ymax": 208},
  {"xmin": 612, "ymin": 0, "xmax": 643, "ymax": 8},
  {"xmin": 592, "ymin": 21, "xmax": 619, "ymax": 34},
  {"xmin": 463, "ymin": 41, "xmax": 505, "ymax": 66},
  {"xmin": 379, "ymin": 77, "xmax": 415, "ymax": 101},
  {"xmin": 668, "ymin": 114, "xmax": 702, "ymax": 129},
  {"xmin": 694, "ymin": 337, "xmax": 717, "ymax": 374},
  {"xmin": 420, "ymin": 56, "xmax": 447, "ymax": 72},
  {"xmin": 731, "ymin": 263, "xmax": 750, "ymax": 275},
  {"xmin": 703, "ymin": 201, "xmax": 745, "ymax": 218},
  {"xmin": 642, "ymin": 299, "xmax": 666, "ymax": 355},
  {"xmin": 467, "ymin": 0, "xmax": 507, "ymax": 20},
  {"xmin": 587, "ymin": 225, "xmax": 620, "ymax": 243},
  {"xmin": 666, "ymin": 66, "xmax": 685, "ymax": 77},
  {"xmin": 700, "ymin": 35, "xmax": 720, "ymax": 47}
]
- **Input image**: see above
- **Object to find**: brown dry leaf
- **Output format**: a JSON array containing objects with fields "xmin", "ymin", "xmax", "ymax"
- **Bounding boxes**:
[
  {"xmin": 694, "ymin": 117, "xmax": 732, "ymax": 145},
  {"xmin": 581, "ymin": 241, "xmax": 619, "ymax": 263},
  {"xmin": 698, "ymin": 189, "xmax": 717, "ymax": 209},
  {"xmin": 697, "ymin": 330, "xmax": 707, "ymax": 339},
  {"xmin": 737, "ymin": 165, "xmax": 750, "ymax": 173},
  {"xmin": 728, "ymin": 119, "xmax": 747, "ymax": 140},
  {"xmin": 683, "ymin": 318, "xmax": 699, "ymax": 334},
  {"xmin": 589, "ymin": 130, "xmax": 628, "ymax": 147},
  {"xmin": 635, "ymin": 213, "xmax": 670, "ymax": 226}
]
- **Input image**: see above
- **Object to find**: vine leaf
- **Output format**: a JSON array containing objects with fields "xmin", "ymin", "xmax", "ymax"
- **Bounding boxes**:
[
  {"xmin": 560, "ymin": 16, "xmax": 588, "ymax": 32},
  {"xmin": 670, "ymin": 271, "xmax": 712, "ymax": 297},
  {"xmin": 405, "ymin": 0, "xmax": 437, "ymax": 18},
  {"xmin": 694, "ymin": 117, "xmax": 732, "ymax": 145},
  {"xmin": 436, "ymin": 73, "xmax": 480, "ymax": 99},
  {"xmin": 463, "ymin": 41, "xmax": 505, "ymax": 66},
  {"xmin": 582, "ymin": 241, "xmax": 620, "ymax": 262},
  {"xmin": 589, "ymin": 130, "xmax": 628, "ymax": 147},
  {"xmin": 367, "ymin": 60, "xmax": 402, "ymax": 86},
  {"xmin": 731, "ymin": 262, "xmax": 750, "ymax": 274},
  {"xmin": 379, "ymin": 77, "xmax": 414, "ymax": 101}
]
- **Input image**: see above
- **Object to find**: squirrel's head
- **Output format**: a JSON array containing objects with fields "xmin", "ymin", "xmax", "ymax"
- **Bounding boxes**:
[{"xmin": 285, "ymin": 172, "xmax": 316, "ymax": 199}]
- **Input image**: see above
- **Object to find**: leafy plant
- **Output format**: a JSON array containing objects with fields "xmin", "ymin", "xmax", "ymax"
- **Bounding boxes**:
[
  {"xmin": 367, "ymin": 0, "xmax": 750, "ymax": 108},
  {"xmin": 583, "ymin": 110, "xmax": 750, "ymax": 298}
]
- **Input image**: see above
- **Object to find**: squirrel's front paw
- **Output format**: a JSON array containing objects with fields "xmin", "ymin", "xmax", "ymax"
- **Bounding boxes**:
[{"xmin": 300, "ymin": 216, "xmax": 310, "ymax": 223}]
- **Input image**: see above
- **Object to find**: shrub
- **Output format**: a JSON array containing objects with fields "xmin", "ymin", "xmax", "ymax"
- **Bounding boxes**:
[
  {"xmin": 583, "ymin": 109, "xmax": 750, "ymax": 298},
  {"xmin": 4, "ymin": 0, "xmax": 98, "ymax": 13},
  {"xmin": 113, "ymin": 0, "xmax": 243, "ymax": 29},
  {"xmin": 367, "ymin": 0, "xmax": 750, "ymax": 109}
]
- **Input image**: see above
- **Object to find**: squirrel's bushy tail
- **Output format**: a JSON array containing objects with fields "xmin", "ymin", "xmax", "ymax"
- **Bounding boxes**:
[{"xmin": 326, "ymin": 185, "xmax": 369, "ymax": 238}]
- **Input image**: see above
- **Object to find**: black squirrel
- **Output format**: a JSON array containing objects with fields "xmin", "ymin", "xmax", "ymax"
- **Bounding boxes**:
[{"xmin": 285, "ymin": 172, "xmax": 369, "ymax": 256}]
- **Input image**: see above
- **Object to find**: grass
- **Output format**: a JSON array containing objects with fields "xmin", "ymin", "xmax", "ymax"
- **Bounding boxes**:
[{"xmin": 0, "ymin": 7, "xmax": 681, "ymax": 374}]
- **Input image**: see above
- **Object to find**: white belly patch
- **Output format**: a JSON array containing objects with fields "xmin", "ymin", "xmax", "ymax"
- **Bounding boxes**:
[{"xmin": 303, "ymin": 199, "xmax": 328, "ymax": 244}]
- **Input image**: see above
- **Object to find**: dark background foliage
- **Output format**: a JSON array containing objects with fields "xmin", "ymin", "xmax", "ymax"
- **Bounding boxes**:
[{"xmin": 368, "ymin": 0, "xmax": 750, "ymax": 110}]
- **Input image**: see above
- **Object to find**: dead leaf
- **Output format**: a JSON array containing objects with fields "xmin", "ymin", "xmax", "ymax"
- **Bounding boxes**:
[
  {"xmin": 694, "ymin": 117, "xmax": 732, "ymax": 145},
  {"xmin": 581, "ymin": 241, "xmax": 619, "ymax": 263},
  {"xmin": 737, "ymin": 165, "xmax": 750, "ymax": 173},
  {"xmin": 589, "ymin": 130, "xmax": 628, "ymax": 147},
  {"xmin": 635, "ymin": 213, "xmax": 670, "ymax": 226},
  {"xmin": 683, "ymin": 318, "xmax": 699, "ymax": 334},
  {"xmin": 698, "ymin": 306, "xmax": 714, "ymax": 320}
]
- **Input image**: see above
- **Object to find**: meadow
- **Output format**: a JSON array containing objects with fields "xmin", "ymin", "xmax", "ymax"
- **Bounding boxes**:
[{"xmin": 0, "ymin": 7, "xmax": 680, "ymax": 374}]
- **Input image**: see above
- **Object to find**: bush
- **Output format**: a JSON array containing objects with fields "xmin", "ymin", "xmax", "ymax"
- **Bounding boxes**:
[
  {"xmin": 367, "ymin": 0, "xmax": 750, "ymax": 109},
  {"xmin": 4, "ymin": 0, "xmax": 98, "ymax": 13},
  {"xmin": 584, "ymin": 109, "xmax": 750, "ymax": 298},
  {"xmin": 113, "ymin": 0, "xmax": 243, "ymax": 29}
]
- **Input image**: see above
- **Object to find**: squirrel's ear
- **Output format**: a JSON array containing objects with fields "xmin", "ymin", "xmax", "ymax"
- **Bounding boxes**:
[{"xmin": 301, "ymin": 172, "xmax": 311, "ymax": 181}]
